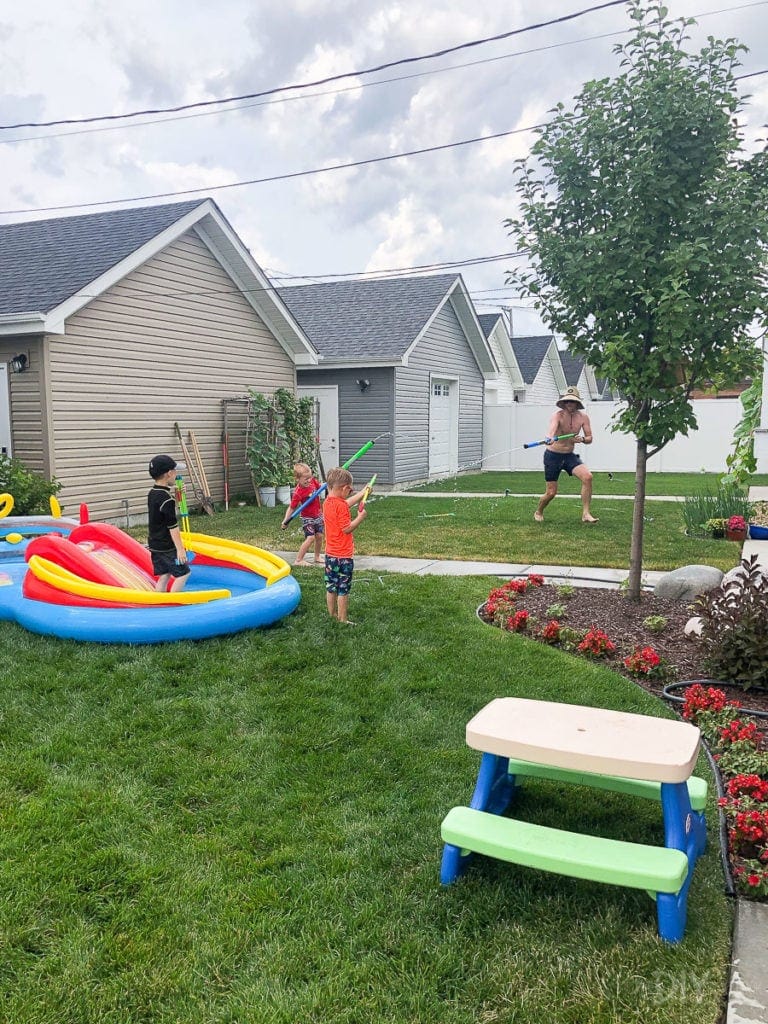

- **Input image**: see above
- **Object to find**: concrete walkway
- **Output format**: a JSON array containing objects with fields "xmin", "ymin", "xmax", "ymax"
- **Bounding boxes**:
[{"xmin": 284, "ymin": 546, "xmax": 767, "ymax": 1022}]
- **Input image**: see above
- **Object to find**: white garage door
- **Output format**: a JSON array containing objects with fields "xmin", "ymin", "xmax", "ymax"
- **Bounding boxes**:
[{"xmin": 429, "ymin": 379, "xmax": 452, "ymax": 476}]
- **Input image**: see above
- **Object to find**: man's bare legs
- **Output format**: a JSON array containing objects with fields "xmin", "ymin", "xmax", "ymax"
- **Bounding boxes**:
[
  {"xmin": 534, "ymin": 481, "xmax": 559, "ymax": 522},
  {"xmin": 573, "ymin": 464, "xmax": 598, "ymax": 522}
]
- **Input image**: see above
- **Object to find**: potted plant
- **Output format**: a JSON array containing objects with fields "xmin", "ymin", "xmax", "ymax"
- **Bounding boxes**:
[
  {"xmin": 705, "ymin": 517, "xmax": 727, "ymax": 539},
  {"xmin": 725, "ymin": 514, "xmax": 748, "ymax": 542}
]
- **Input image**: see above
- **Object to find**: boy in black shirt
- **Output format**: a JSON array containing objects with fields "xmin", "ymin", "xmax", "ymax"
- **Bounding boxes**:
[{"xmin": 148, "ymin": 454, "xmax": 190, "ymax": 593}]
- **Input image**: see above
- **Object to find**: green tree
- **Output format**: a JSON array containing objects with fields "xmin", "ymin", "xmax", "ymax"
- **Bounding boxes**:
[{"xmin": 505, "ymin": 1, "xmax": 768, "ymax": 599}]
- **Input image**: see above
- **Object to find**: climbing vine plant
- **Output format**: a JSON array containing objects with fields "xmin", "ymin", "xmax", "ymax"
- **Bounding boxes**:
[{"xmin": 246, "ymin": 388, "xmax": 318, "ymax": 493}]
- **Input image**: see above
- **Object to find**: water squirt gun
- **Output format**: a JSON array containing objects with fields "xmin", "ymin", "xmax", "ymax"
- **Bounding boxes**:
[
  {"xmin": 522, "ymin": 432, "xmax": 577, "ymax": 450},
  {"xmin": 285, "ymin": 440, "xmax": 375, "ymax": 524}
]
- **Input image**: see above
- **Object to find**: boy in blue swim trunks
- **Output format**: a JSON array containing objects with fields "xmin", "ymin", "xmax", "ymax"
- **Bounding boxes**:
[
  {"xmin": 534, "ymin": 386, "xmax": 598, "ymax": 524},
  {"xmin": 323, "ymin": 466, "xmax": 369, "ymax": 624}
]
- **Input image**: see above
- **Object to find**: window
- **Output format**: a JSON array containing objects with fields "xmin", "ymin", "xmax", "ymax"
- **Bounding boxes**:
[{"xmin": 432, "ymin": 382, "xmax": 450, "ymax": 397}]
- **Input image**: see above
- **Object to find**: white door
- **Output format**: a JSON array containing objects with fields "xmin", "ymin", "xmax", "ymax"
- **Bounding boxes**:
[
  {"xmin": 0, "ymin": 366, "xmax": 11, "ymax": 456},
  {"xmin": 429, "ymin": 378, "xmax": 452, "ymax": 475},
  {"xmin": 297, "ymin": 385, "xmax": 339, "ymax": 475}
]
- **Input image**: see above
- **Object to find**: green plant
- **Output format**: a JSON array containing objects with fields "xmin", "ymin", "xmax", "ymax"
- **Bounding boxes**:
[
  {"xmin": 546, "ymin": 602, "xmax": 567, "ymax": 619},
  {"xmin": 643, "ymin": 615, "xmax": 668, "ymax": 633},
  {"xmin": 273, "ymin": 387, "xmax": 318, "ymax": 469},
  {"xmin": 696, "ymin": 556, "xmax": 768, "ymax": 688},
  {"xmin": 557, "ymin": 626, "xmax": 586, "ymax": 651},
  {"xmin": 0, "ymin": 454, "xmax": 61, "ymax": 514},
  {"xmin": 682, "ymin": 482, "xmax": 752, "ymax": 537},
  {"xmin": 724, "ymin": 372, "xmax": 763, "ymax": 486},
  {"xmin": 555, "ymin": 583, "xmax": 575, "ymax": 598}
]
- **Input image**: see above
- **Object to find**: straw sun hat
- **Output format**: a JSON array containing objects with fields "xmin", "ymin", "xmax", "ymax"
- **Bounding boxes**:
[{"xmin": 556, "ymin": 386, "xmax": 584, "ymax": 410}]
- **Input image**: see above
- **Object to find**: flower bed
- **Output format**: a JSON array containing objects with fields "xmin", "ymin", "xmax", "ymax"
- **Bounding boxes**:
[{"xmin": 682, "ymin": 685, "xmax": 768, "ymax": 898}]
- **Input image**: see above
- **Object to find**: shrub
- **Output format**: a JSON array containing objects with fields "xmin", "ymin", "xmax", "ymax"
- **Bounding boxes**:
[
  {"xmin": 696, "ymin": 556, "xmax": 768, "ymax": 689},
  {"xmin": 540, "ymin": 619, "xmax": 562, "ymax": 644},
  {"xmin": 577, "ymin": 627, "xmax": 615, "ymax": 658},
  {"xmin": 0, "ymin": 454, "xmax": 60, "ymax": 514},
  {"xmin": 507, "ymin": 610, "xmax": 530, "ymax": 633},
  {"xmin": 643, "ymin": 614, "xmax": 667, "ymax": 633},
  {"xmin": 623, "ymin": 645, "xmax": 675, "ymax": 680},
  {"xmin": 546, "ymin": 602, "xmax": 567, "ymax": 619},
  {"xmin": 558, "ymin": 626, "xmax": 586, "ymax": 651},
  {"xmin": 555, "ymin": 583, "xmax": 575, "ymax": 598}
]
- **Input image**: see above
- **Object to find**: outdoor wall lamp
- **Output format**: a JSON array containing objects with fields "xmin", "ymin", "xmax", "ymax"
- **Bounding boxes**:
[
  {"xmin": 9, "ymin": 353, "xmax": 28, "ymax": 374},
  {"xmin": 356, "ymin": 378, "xmax": 370, "ymax": 392}
]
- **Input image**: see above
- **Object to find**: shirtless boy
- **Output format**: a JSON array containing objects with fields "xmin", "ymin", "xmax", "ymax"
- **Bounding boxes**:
[{"xmin": 534, "ymin": 386, "xmax": 598, "ymax": 524}]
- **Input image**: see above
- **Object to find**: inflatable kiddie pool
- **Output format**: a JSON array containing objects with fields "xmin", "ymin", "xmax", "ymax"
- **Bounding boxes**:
[{"xmin": 0, "ymin": 508, "xmax": 300, "ymax": 643}]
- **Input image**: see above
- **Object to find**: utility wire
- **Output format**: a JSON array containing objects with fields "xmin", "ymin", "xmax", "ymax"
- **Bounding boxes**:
[
  {"xmin": 1, "ymin": 2, "xmax": 764, "ymax": 146},
  {"xmin": 0, "ymin": 1, "xmax": 632, "ymax": 131},
  {"xmin": 0, "ymin": 125, "xmax": 544, "ymax": 216}
]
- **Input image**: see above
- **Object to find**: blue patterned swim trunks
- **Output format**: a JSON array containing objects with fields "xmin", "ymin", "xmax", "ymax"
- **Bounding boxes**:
[{"xmin": 324, "ymin": 556, "xmax": 354, "ymax": 595}]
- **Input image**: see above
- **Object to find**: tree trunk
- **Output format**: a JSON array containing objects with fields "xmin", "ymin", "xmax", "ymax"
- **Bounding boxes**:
[{"xmin": 628, "ymin": 439, "xmax": 648, "ymax": 602}]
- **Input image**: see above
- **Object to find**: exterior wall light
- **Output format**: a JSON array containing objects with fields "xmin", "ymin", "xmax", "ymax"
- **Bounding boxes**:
[{"xmin": 9, "ymin": 353, "xmax": 28, "ymax": 373}]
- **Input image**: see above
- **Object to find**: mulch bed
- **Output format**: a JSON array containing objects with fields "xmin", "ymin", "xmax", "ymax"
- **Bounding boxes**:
[{"xmin": 478, "ymin": 582, "xmax": 768, "ymax": 743}]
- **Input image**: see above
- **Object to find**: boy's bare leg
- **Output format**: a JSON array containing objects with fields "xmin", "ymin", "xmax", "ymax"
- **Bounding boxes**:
[
  {"xmin": 326, "ymin": 592, "xmax": 338, "ymax": 618},
  {"xmin": 314, "ymin": 537, "xmax": 324, "ymax": 563},
  {"xmin": 155, "ymin": 574, "xmax": 170, "ymax": 592},
  {"xmin": 337, "ymin": 594, "xmax": 350, "ymax": 622},
  {"xmin": 534, "ymin": 482, "xmax": 558, "ymax": 522},
  {"xmin": 170, "ymin": 574, "xmax": 189, "ymax": 592},
  {"xmin": 295, "ymin": 536, "xmax": 313, "ymax": 564}
]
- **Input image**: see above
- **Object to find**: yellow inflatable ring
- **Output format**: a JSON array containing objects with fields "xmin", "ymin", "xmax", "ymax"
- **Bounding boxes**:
[{"xmin": 0, "ymin": 493, "xmax": 14, "ymax": 519}]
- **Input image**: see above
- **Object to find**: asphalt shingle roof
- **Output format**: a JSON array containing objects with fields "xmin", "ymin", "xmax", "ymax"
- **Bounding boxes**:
[
  {"xmin": 559, "ymin": 349, "xmax": 585, "ymax": 386},
  {"xmin": 280, "ymin": 274, "xmax": 458, "ymax": 360},
  {"xmin": 0, "ymin": 199, "xmax": 206, "ymax": 315},
  {"xmin": 510, "ymin": 336, "xmax": 554, "ymax": 383},
  {"xmin": 477, "ymin": 313, "xmax": 503, "ymax": 338}
]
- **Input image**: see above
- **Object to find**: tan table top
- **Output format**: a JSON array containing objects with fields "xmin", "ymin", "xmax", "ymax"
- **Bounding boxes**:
[{"xmin": 466, "ymin": 698, "xmax": 700, "ymax": 783}]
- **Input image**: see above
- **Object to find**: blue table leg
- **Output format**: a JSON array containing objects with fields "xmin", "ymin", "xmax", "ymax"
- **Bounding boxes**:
[
  {"xmin": 441, "ymin": 753, "xmax": 514, "ymax": 884},
  {"xmin": 656, "ymin": 780, "xmax": 705, "ymax": 943}
]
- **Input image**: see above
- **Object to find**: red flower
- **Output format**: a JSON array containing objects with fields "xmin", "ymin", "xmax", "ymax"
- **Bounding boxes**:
[
  {"xmin": 527, "ymin": 574, "xmax": 545, "ymax": 587},
  {"xmin": 577, "ymin": 627, "xmax": 615, "ymax": 657},
  {"xmin": 507, "ymin": 610, "xmax": 530, "ymax": 633},
  {"xmin": 540, "ymin": 619, "xmax": 561, "ymax": 643}
]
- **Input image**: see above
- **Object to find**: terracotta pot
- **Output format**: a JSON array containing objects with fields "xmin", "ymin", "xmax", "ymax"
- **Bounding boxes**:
[{"xmin": 725, "ymin": 527, "xmax": 747, "ymax": 543}]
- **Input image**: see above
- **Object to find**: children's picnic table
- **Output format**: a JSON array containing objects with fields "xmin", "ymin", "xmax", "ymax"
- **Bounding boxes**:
[{"xmin": 440, "ymin": 697, "xmax": 707, "ymax": 943}]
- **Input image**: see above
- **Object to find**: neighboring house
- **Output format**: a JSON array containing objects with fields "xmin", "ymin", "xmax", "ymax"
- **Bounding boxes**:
[
  {"xmin": 478, "ymin": 313, "xmax": 526, "ymax": 404},
  {"xmin": 0, "ymin": 198, "xmax": 316, "ymax": 521},
  {"xmin": 281, "ymin": 274, "xmax": 497, "ymax": 485},
  {"xmin": 559, "ymin": 349, "xmax": 600, "ymax": 401},
  {"xmin": 510, "ymin": 336, "xmax": 567, "ymax": 405}
]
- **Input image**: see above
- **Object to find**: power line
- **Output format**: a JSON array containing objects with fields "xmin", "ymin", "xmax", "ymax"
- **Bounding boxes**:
[
  {"xmin": 0, "ymin": 1, "xmax": 631, "ymax": 132},
  {"xmin": 1, "ymin": 2, "xmax": 764, "ymax": 147},
  {"xmin": 0, "ymin": 125, "xmax": 545, "ymax": 216}
]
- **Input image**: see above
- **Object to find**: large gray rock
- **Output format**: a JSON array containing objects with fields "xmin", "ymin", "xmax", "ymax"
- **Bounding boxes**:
[{"xmin": 654, "ymin": 564, "xmax": 724, "ymax": 603}]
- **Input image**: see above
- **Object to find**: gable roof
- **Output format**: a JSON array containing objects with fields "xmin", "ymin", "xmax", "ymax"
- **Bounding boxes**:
[
  {"xmin": 0, "ymin": 198, "xmax": 317, "ymax": 362},
  {"xmin": 559, "ymin": 349, "xmax": 585, "ymax": 386},
  {"xmin": 281, "ymin": 274, "xmax": 496, "ymax": 375},
  {"xmin": 510, "ymin": 336, "xmax": 557, "ymax": 383},
  {"xmin": 477, "ymin": 313, "xmax": 504, "ymax": 338},
  {"xmin": 0, "ymin": 200, "xmax": 204, "ymax": 317}
]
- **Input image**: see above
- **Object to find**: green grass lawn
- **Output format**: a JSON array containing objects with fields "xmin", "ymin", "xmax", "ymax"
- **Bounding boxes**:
[
  {"xmin": 0, "ymin": 572, "xmax": 732, "ymax": 1023},
  {"xmin": 197, "ymin": 496, "xmax": 743, "ymax": 571},
  {"xmin": 407, "ymin": 469, "xmax": 768, "ymax": 496}
]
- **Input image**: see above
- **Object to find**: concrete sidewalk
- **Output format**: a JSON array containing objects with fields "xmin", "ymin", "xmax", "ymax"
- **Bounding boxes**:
[{"xmin": 279, "ymin": 552, "xmax": 664, "ymax": 589}]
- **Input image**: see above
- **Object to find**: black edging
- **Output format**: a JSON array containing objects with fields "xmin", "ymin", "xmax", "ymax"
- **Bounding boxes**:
[{"xmin": 475, "ymin": 603, "xmax": 739, "ymax": 897}]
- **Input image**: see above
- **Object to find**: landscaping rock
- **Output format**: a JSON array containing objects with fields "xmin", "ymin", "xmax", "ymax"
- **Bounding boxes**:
[
  {"xmin": 684, "ymin": 616, "xmax": 704, "ymax": 638},
  {"xmin": 654, "ymin": 565, "xmax": 724, "ymax": 603}
]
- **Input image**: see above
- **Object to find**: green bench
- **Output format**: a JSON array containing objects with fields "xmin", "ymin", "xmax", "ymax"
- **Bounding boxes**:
[
  {"xmin": 441, "ymin": 806, "xmax": 690, "ymax": 894},
  {"xmin": 505, "ymin": 758, "xmax": 708, "ymax": 811}
]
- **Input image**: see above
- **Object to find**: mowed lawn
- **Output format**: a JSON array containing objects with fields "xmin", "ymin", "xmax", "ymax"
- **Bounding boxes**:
[
  {"xmin": 205, "ymin": 494, "xmax": 743, "ymax": 572},
  {"xmin": 406, "ymin": 469, "xmax": 768, "ymax": 496},
  {"xmin": 1, "ymin": 570, "xmax": 733, "ymax": 1024}
]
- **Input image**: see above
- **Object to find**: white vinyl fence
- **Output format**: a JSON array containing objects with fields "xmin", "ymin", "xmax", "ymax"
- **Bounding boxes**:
[{"xmin": 482, "ymin": 400, "xmax": 741, "ymax": 474}]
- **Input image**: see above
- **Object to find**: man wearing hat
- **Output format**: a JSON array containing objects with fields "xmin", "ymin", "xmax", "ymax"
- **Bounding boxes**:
[{"xmin": 534, "ymin": 386, "xmax": 598, "ymax": 524}]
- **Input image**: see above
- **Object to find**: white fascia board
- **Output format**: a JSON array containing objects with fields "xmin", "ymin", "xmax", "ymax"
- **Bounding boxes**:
[
  {"xmin": 40, "ymin": 199, "xmax": 317, "ymax": 364},
  {"xmin": 547, "ymin": 340, "xmax": 568, "ymax": 391},
  {"xmin": 0, "ymin": 312, "xmax": 48, "ymax": 336},
  {"xmin": 306, "ymin": 358, "xmax": 400, "ymax": 369}
]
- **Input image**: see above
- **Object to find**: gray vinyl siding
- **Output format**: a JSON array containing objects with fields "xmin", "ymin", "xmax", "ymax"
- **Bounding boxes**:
[
  {"xmin": 44, "ymin": 230, "xmax": 295, "ymax": 522},
  {"xmin": 0, "ymin": 337, "xmax": 48, "ymax": 474},
  {"xmin": 394, "ymin": 303, "xmax": 484, "ymax": 481},
  {"xmin": 297, "ymin": 367, "xmax": 395, "ymax": 483}
]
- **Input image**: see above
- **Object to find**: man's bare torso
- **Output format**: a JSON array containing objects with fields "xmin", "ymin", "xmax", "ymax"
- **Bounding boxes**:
[{"xmin": 547, "ymin": 409, "xmax": 589, "ymax": 453}]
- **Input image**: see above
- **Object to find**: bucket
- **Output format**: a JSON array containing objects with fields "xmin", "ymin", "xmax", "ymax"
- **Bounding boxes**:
[
  {"xmin": 276, "ymin": 485, "xmax": 291, "ymax": 506},
  {"xmin": 259, "ymin": 486, "xmax": 276, "ymax": 508}
]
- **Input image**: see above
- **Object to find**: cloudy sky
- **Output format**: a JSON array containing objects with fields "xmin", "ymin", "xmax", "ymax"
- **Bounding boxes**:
[{"xmin": 1, "ymin": 0, "xmax": 766, "ymax": 334}]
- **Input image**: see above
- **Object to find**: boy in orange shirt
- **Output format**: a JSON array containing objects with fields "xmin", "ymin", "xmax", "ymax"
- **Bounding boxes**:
[{"xmin": 323, "ymin": 466, "xmax": 369, "ymax": 624}]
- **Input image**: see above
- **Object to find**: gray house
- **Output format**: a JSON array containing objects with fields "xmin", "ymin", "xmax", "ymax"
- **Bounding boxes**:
[
  {"xmin": 282, "ymin": 275, "xmax": 497, "ymax": 485},
  {"xmin": 0, "ymin": 198, "xmax": 316, "ymax": 520}
]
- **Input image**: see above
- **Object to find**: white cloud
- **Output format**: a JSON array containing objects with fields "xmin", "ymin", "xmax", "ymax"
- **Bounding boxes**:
[{"xmin": 364, "ymin": 195, "xmax": 446, "ymax": 272}]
